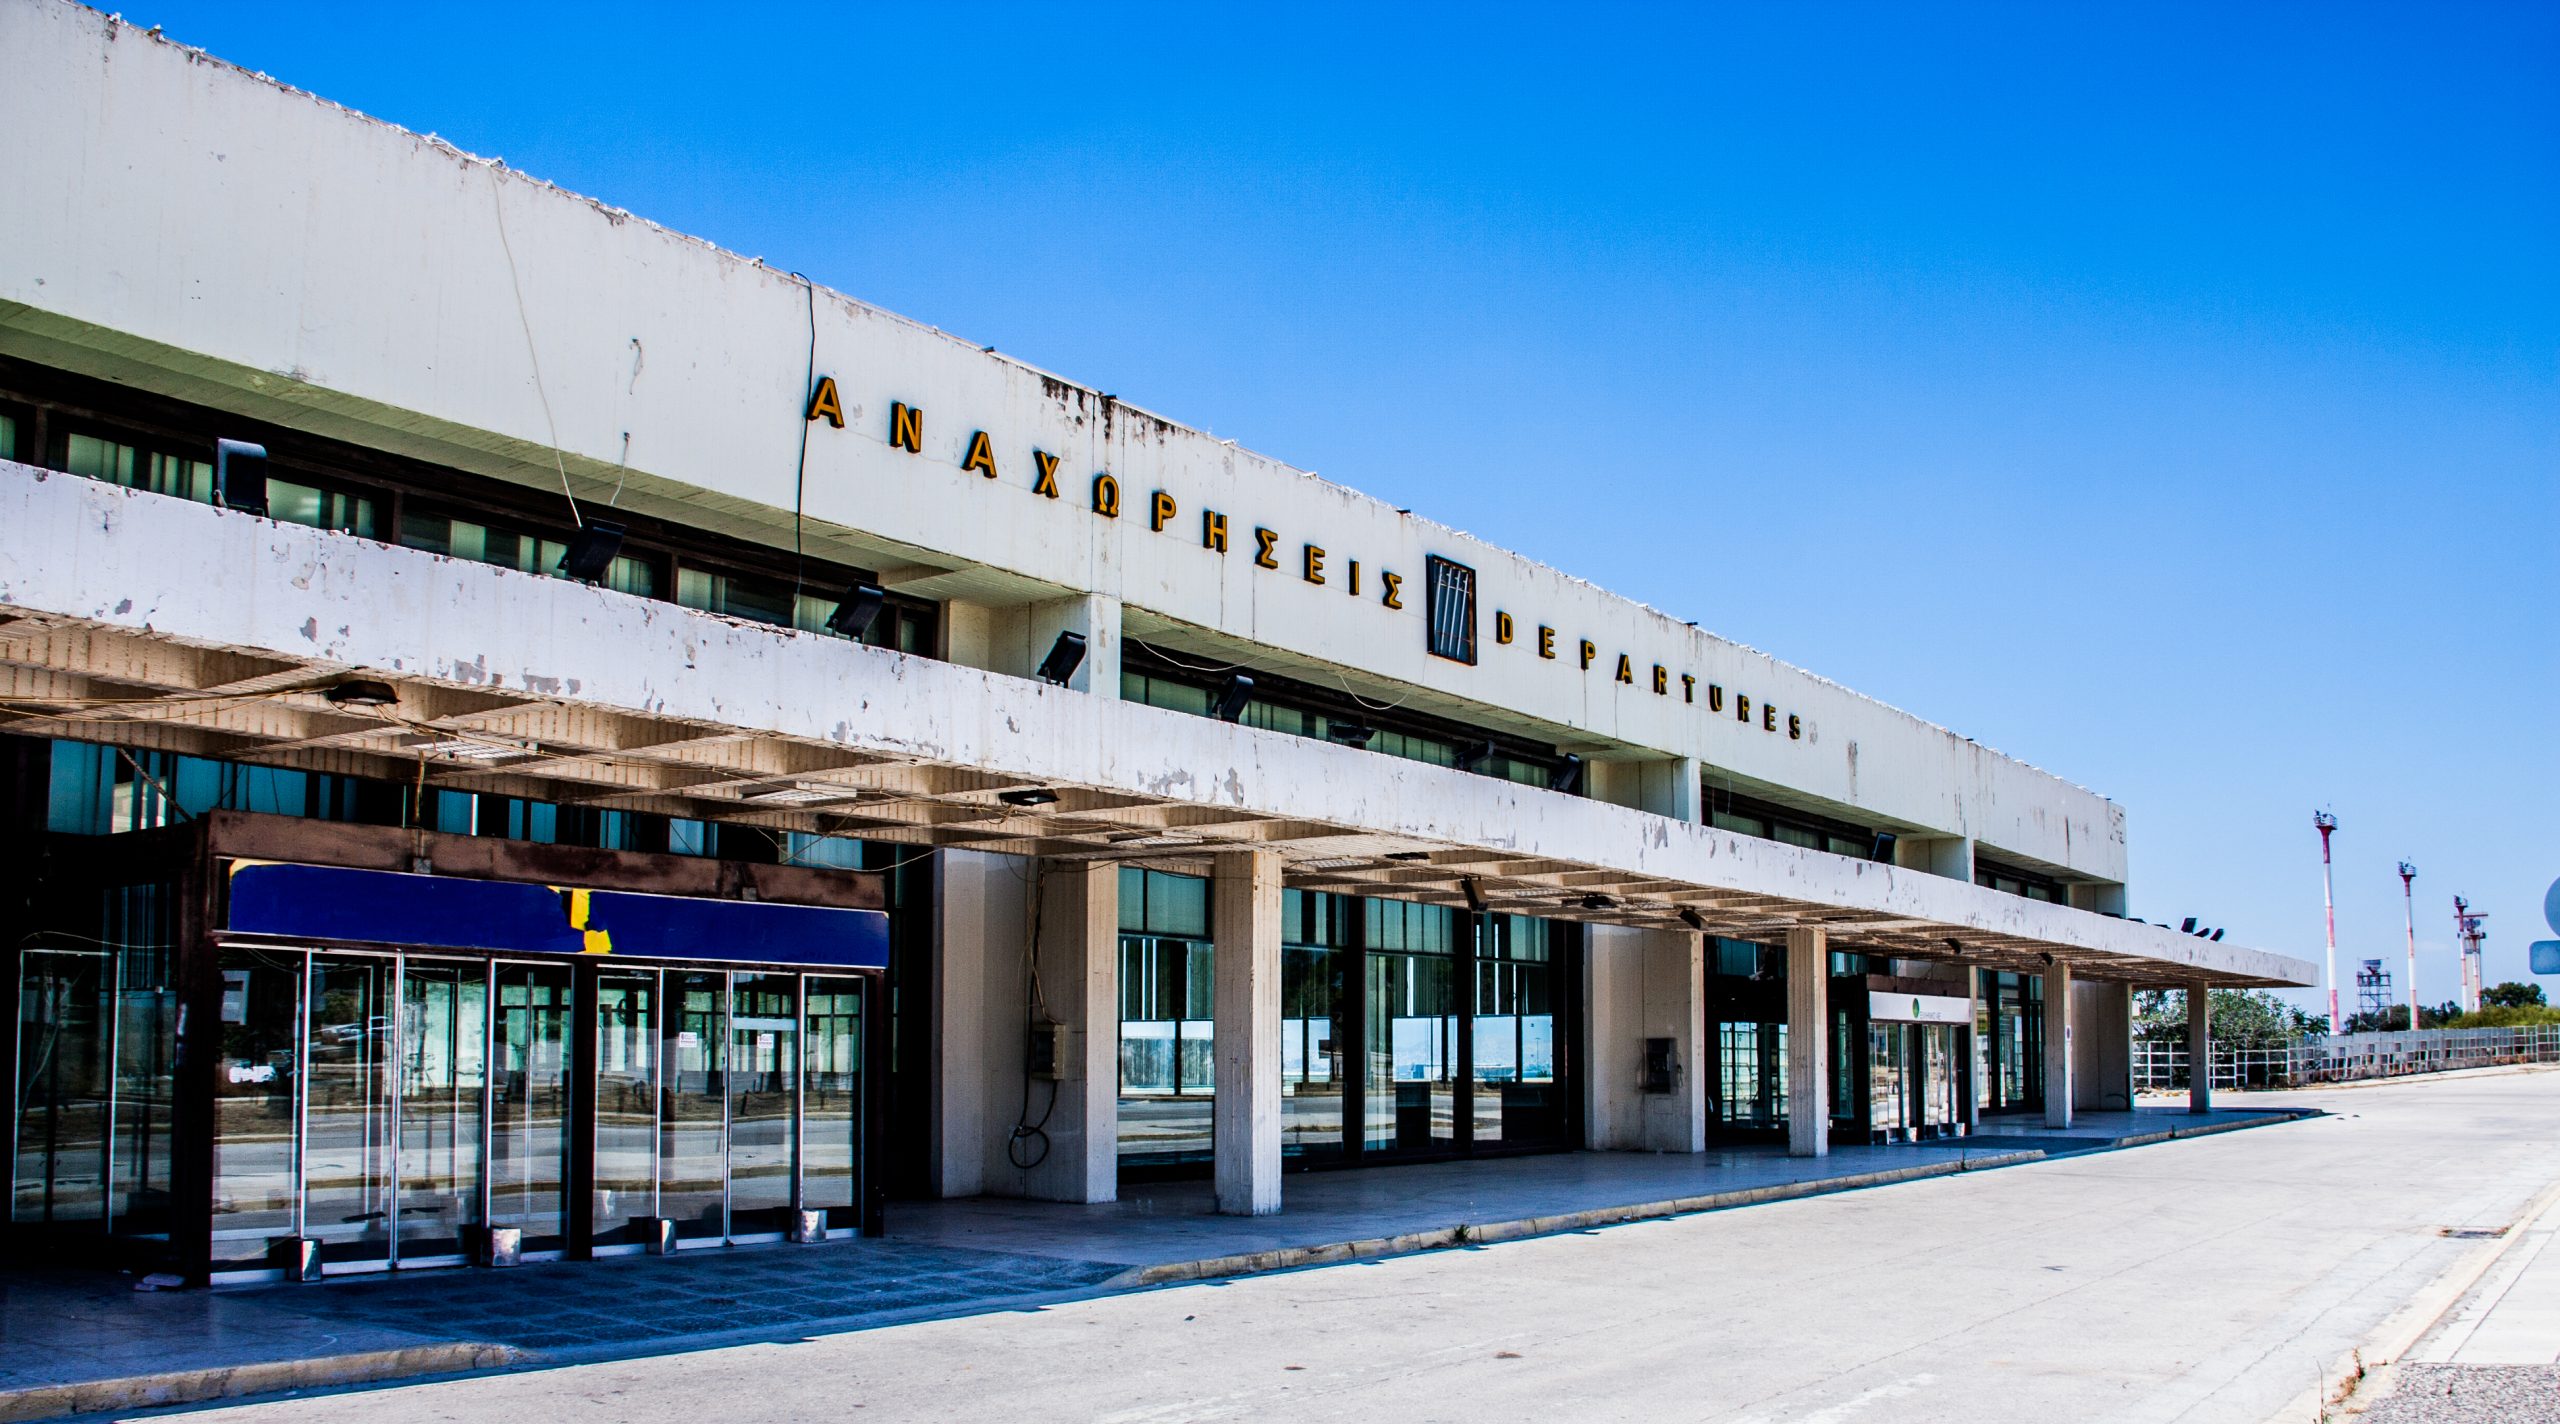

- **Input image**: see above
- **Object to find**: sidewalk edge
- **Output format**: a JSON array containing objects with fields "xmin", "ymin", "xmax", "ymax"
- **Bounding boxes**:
[
  {"xmin": 0, "ymin": 1342, "xmax": 525, "ymax": 1423},
  {"xmin": 2259, "ymin": 1175, "xmax": 2560, "ymax": 1424}
]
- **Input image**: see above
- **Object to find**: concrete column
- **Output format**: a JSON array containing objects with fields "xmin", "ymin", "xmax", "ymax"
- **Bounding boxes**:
[
  {"xmin": 1785, "ymin": 926, "xmax": 1829, "ymax": 1158},
  {"xmin": 2072, "ymin": 978, "xmax": 2132, "ymax": 1113},
  {"xmin": 1582, "ymin": 927, "xmax": 1637, "ymax": 1149},
  {"xmin": 1962, "ymin": 965, "xmax": 1983, "ymax": 1133},
  {"xmin": 2042, "ymin": 959, "xmax": 2074, "ymax": 1129},
  {"xmin": 1588, "ymin": 755, "xmax": 1700, "ymax": 824},
  {"xmin": 2187, "ymin": 985, "xmax": 2213, "ymax": 1114},
  {"xmin": 2068, "ymin": 881, "xmax": 2129, "ymax": 916},
  {"xmin": 1211, "ymin": 850, "xmax": 1283, "ymax": 1216},
  {"xmin": 930, "ymin": 848, "xmax": 1022, "ymax": 1199},
  {"xmin": 953, "ymin": 592, "xmax": 1123, "ymax": 695},
  {"xmin": 1007, "ymin": 860, "xmax": 1118, "ymax": 1203},
  {"xmin": 1641, "ymin": 930, "xmax": 1709, "ymax": 1151},
  {"xmin": 1583, "ymin": 925, "xmax": 1708, "ymax": 1152},
  {"xmin": 1895, "ymin": 835, "xmax": 1974, "ymax": 883}
]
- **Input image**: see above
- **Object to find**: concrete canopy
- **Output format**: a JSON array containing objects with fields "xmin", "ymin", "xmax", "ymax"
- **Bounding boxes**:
[{"xmin": 0, "ymin": 464, "xmax": 2311, "ymax": 990}]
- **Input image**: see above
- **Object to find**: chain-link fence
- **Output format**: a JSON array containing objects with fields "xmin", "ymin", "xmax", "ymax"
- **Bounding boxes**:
[{"xmin": 2134, "ymin": 1025, "xmax": 2560, "ymax": 1091}]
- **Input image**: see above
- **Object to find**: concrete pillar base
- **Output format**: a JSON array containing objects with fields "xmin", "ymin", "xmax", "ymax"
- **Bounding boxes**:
[
  {"xmin": 2043, "ymin": 959, "xmax": 2075, "ymax": 1130},
  {"xmin": 1212, "ymin": 850, "xmax": 1283, "ymax": 1216},
  {"xmin": 1786, "ymin": 926, "xmax": 1829, "ymax": 1158}
]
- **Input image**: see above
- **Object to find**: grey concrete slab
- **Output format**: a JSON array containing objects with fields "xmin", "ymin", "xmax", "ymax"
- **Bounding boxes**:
[
  {"xmin": 894, "ymin": 1107, "xmax": 2298, "ymax": 1268},
  {"xmin": 158, "ymin": 1076, "xmax": 2557, "ymax": 1424},
  {"xmin": 0, "ymin": 1104, "xmax": 2297, "ymax": 1418}
]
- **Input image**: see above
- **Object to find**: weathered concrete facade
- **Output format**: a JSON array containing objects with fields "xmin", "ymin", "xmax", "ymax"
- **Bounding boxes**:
[{"xmin": 0, "ymin": 0, "xmax": 2309, "ymax": 1244}]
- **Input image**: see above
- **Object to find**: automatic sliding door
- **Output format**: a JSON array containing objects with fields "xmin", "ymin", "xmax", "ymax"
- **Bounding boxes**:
[
  {"xmin": 304, "ymin": 955, "xmax": 392, "ymax": 1268},
  {"xmin": 395, "ymin": 959, "xmax": 485, "ymax": 1265},
  {"xmin": 592, "ymin": 970, "xmax": 660, "ymax": 1249},
  {"xmin": 490, "ymin": 963, "xmax": 572, "ymax": 1254},
  {"xmin": 728, "ymin": 974, "xmax": 798, "ymax": 1238},
  {"xmin": 662, "ymin": 971, "xmax": 727, "ymax": 1243},
  {"xmin": 803, "ymin": 978, "xmax": 863, "ymax": 1232}
]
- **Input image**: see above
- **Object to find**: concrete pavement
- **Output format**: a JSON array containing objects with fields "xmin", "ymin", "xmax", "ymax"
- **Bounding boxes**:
[
  {"xmin": 150, "ymin": 1070, "xmax": 2560, "ymax": 1424},
  {"xmin": 1, "ymin": 1108, "xmax": 2275, "ymax": 1420}
]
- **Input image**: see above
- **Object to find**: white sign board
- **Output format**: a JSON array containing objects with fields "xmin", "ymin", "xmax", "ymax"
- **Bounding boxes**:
[{"xmin": 1869, "ymin": 991, "xmax": 1973, "ymax": 1025}]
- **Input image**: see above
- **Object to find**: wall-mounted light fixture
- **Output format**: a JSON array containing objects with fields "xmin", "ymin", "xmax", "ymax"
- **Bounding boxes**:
[
  {"xmin": 215, "ymin": 439, "xmax": 268, "ymax": 515},
  {"xmin": 1212, "ymin": 672, "xmax": 1255, "ymax": 723},
  {"xmin": 997, "ymin": 788, "xmax": 1060, "ymax": 808},
  {"xmin": 1548, "ymin": 754, "xmax": 1584, "ymax": 795},
  {"xmin": 323, "ymin": 678, "xmax": 399, "ymax": 708},
  {"xmin": 1035, "ymin": 632, "xmax": 1087, "ymax": 687},
  {"xmin": 826, "ymin": 581, "xmax": 887, "ymax": 640},
  {"xmin": 558, "ymin": 520, "xmax": 628, "ymax": 583}
]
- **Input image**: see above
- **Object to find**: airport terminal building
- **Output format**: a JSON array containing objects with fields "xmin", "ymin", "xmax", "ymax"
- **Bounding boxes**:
[{"xmin": 0, "ymin": 2, "xmax": 2311, "ymax": 1285}]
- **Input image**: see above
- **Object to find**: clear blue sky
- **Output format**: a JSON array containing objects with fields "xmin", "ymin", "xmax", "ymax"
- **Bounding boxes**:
[{"xmin": 132, "ymin": 2, "xmax": 2557, "ymax": 1009}]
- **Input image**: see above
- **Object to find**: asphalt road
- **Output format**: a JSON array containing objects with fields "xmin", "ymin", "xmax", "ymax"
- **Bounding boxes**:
[{"xmin": 169, "ymin": 1070, "xmax": 2560, "ymax": 1424}]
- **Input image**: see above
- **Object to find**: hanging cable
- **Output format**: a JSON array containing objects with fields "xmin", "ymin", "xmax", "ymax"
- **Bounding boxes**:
[
  {"xmin": 782, "ymin": 272, "xmax": 819, "ymax": 615},
  {"xmin": 488, "ymin": 162, "xmax": 584, "ymax": 529},
  {"xmin": 1007, "ymin": 860, "xmax": 1057, "ymax": 1171}
]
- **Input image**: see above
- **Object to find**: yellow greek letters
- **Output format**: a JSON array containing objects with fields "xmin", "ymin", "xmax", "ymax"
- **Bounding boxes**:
[
  {"xmin": 890, "ymin": 401, "xmax": 923, "ymax": 452},
  {"xmin": 1092, "ymin": 473, "xmax": 1120, "ymax": 518},
  {"xmin": 962, "ymin": 430, "xmax": 998, "ymax": 479},
  {"xmin": 805, "ymin": 376, "xmax": 844, "ymax": 428},
  {"xmin": 1031, "ymin": 450, "xmax": 1061, "ymax": 499}
]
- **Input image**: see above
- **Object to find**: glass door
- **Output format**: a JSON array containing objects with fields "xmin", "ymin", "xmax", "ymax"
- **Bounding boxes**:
[
  {"xmin": 1471, "ymin": 916, "xmax": 1563, "ymax": 1149},
  {"xmin": 394, "ymin": 959, "xmax": 485, "ymax": 1265},
  {"xmin": 591, "ymin": 969, "xmax": 660, "ymax": 1250},
  {"xmin": 11, "ymin": 949, "xmax": 112, "ymax": 1231},
  {"xmin": 209, "ymin": 948, "xmax": 303, "ymax": 1269},
  {"xmin": 661, "ymin": 970, "xmax": 727, "ymax": 1243},
  {"xmin": 802, "ymin": 978, "xmax": 863, "ymax": 1232},
  {"xmin": 727, "ymin": 974, "xmax": 799, "ymax": 1238},
  {"xmin": 1363, "ymin": 901, "xmax": 1458, "ymax": 1156},
  {"xmin": 1868, "ymin": 1022, "xmax": 1910, "ymax": 1143},
  {"xmin": 304, "ymin": 954, "xmax": 393, "ymax": 1268},
  {"xmin": 490, "ymin": 963, "xmax": 573, "ymax": 1255}
]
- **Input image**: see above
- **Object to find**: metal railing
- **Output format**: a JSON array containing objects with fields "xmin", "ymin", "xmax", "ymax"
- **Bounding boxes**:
[{"xmin": 2134, "ymin": 1026, "xmax": 2560, "ymax": 1091}]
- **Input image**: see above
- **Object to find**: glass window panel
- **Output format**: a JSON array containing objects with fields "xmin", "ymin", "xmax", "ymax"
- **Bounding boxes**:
[
  {"xmin": 1365, "ymin": 949, "xmax": 1454, "ymax": 1153},
  {"xmin": 1117, "ymin": 934, "xmax": 1212, "ymax": 1165},
  {"xmin": 1280, "ymin": 945, "xmax": 1341, "ymax": 1157},
  {"xmin": 45, "ymin": 740, "xmax": 113, "ymax": 834},
  {"xmin": 592, "ymin": 971, "xmax": 660, "ymax": 1248},
  {"xmin": 304, "ymin": 955, "xmax": 393, "ymax": 1266},
  {"xmin": 209, "ymin": 948, "xmax": 301, "ymax": 1263},
  {"xmin": 1711, "ymin": 810, "xmax": 1768, "ymax": 837},
  {"xmin": 661, "ymin": 971, "xmax": 727, "ymax": 1240},
  {"xmin": 395, "ymin": 960, "xmax": 484, "ymax": 1263},
  {"xmin": 489, "ymin": 963, "xmax": 572, "ymax": 1252},
  {"xmin": 12, "ymin": 950, "xmax": 112, "ymax": 1227},
  {"xmin": 803, "ymin": 978, "xmax": 864, "ymax": 1222},
  {"xmin": 728, "ymin": 974, "xmax": 799, "ymax": 1236}
]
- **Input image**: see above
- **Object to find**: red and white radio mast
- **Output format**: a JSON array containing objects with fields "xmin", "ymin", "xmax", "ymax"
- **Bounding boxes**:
[{"xmin": 2316, "ymin": 811, "xmax": 2341, "ymax": 1035}]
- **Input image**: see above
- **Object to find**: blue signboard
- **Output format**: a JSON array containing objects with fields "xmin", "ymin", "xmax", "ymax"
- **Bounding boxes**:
[{"xmin": 224, "ymin": 861, "xmax": 888, "ymax": 970}]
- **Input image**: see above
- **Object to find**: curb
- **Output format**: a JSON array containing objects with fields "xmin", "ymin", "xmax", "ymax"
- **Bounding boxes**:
[
  {"xmin": 1121, "ymin": 1149, "xmax": 2050, "ymax": 1287},
  {"xmin": 0, "ymin": 1342, "xmax": 525, "ymax": 1423},
  {"xmin": 2259, "ymin": 1175, "xmax": 2560, "ymax": 1423}
]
